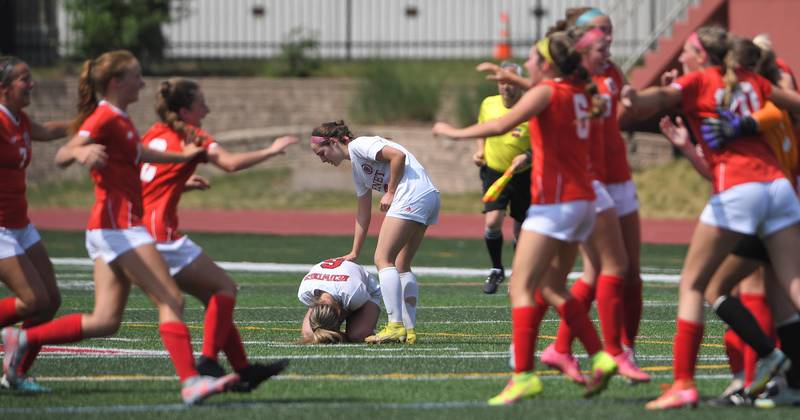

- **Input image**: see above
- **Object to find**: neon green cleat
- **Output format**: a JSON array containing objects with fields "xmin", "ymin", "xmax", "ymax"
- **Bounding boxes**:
[
  {"xmin": 488, "ymin": 372, "xmax": 543, "ymax": 406},
  {"xmin": 365, "ymin": 322, "xmax": 406, "ymax": 344},
  {"xmin": 404, "ymin": 328, "xmax": 417, "ymax": 344},
  {"xmin": 584, "ymin": 351, "xmax": 618, "ymax": 398}
]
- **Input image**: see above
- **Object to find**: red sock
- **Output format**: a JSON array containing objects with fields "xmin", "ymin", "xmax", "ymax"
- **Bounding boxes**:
[
  {"xmin": 222, "ymin": 325, "xmax": 249, "ymax": 372},
  {"xmin": 673, "ymin": 318, "xmax": 704, "ymax": 382},
  {"xmin": 554, "ymin": 279, "xmax": 595, "ymax": 354},
  {"xmin": 741, "ymin": 293, "xmax": 775, "ymax": 385},
  {"xmin": 25, "ymin": 313, "xmax": 83, "ymax": 346},
  {"xmin": 512, "ymin": 306, "xmax": 540, "ymax": 373},
  {"xmin": 596, "ymin": 274, "xmax": 625, "ymax": 356},
  {"xmin": 557, "ymin": 298, "xmax": 602, "ymax": 355},
  {"xmin": 724, "ymin": 328, "xmax": 745, "ymax": 376},
  {"xmin": 20, "ymin": 319, "xmax": 45, "ymax": 373},
  {"xmin": 0, "ymin": 297, "xmax": 21, "ymax": 327},
  {"xmin": 621, "ymin": 279, "xmax": 643, "ymax": 348},
  {"xmin": 202, "ymin": 294, "xmax": 236, "ymax": 360},
  {"xmin": 159, "ymin": 321, "xmax": 198, "ymax": 382}
]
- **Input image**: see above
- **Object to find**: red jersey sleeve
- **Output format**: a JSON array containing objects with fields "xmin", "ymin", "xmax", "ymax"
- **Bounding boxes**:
[{"xmin": 671, "ymin": 71, "xmax": 704, "ymax": 114}]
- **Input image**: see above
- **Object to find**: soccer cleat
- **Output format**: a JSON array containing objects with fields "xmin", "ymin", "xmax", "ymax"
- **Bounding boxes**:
[
  {"xmin": 6, "ymin": 375, "xmax": 50, "ymax": 393},
  {"xmin": 180, "ymin": 373, "xmax": 239, "ymax": 405},
  {"xmin": 365, "ymin": 322, "xmax": 406, "ymax": 344},
  {"xmin": 745, "ymin": 348, "xmax": 790, "ymax": 397},
  {"xmin": 487, "ymin": 372, "xmax": 543, "ymax": 405},
  {"xmin": 2, "ymin": 327, "xmax": 28, "ymax": 387},
  {"xmin": 196, "ymin": 356, "xmax": 226, "ymax": 378},
  {"xmin": 707, "ymin": 386, "xmax": 750, "ymax": 407},
  {"xmin": 404, "ymin": 328, "xmax": 417, "ymax": 344},
  {"xmin": 583, "ymin": 351, "xmax": 617, "ymax": 398},
  {"xmin": 614, "ymin": 349, "xmax": 651, "ymax": 384},
  {"xmin": 232, "ymin": 358, "xmax": 290, "ymax": 393},
  {"xmin": 753, "ymin": 384, "xmax": 800, "ymax": 408},
  {"xmin": 540, "ymin": 344, "xmax": 585, "ymax": 384},
  {"xmin": 645, "ymin": 381, "xmax": 699, "ymax": 410},
  {"xmin": 483, "ymin": 269, "xmax": 505, "ymax": 295}
]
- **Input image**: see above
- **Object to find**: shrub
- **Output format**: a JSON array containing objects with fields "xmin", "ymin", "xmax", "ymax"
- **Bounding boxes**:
[
  {"xmin": 276, "ymin": 27, "xmax": 321, "ymax": 77},
  {"xmin": 64, "ymin": 0, "xmax": 177, "ymax": 66},
  {"xmin": 349, "ymin": 62, "xmax": 441, "ymax": 124},
  {"xmin": 455, "ymin": 81, "xmax": 498, "ymax": 127}
]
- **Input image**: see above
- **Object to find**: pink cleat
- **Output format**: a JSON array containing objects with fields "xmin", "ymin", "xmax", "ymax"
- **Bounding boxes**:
[
  {"xmin": 645, "ymin": 381, "xmax": 699, "ymax": 410},
  {"xmin": 540, "ymin": 343, "xmax": 585, "ymax": 384},
  {"xmin": 614, "ymin": 349, "xmax": 651, "ymax": 384},
  {"xmin": 181, "ymin": 373, "xmax": 239, "ymax": 405}
]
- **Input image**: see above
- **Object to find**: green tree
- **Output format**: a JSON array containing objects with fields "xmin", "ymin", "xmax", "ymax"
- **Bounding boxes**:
[{"xmin": 65, "ymin": 0, "xmax": 177, "ymax": 66}]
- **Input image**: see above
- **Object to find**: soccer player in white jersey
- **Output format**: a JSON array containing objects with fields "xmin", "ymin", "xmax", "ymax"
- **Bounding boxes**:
[
  {"xmin": 299, "ymin": 258, "xmax": 381, "ymax": 343},
  {"xmin": 309, "ymin": 120, "xmax": 440, "ymax": 344}
]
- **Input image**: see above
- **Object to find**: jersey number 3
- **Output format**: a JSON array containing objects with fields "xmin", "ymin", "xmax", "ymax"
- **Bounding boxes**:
[{"xmin": 320, "ymin": 258, "xmax": 345, "ymax": 269}]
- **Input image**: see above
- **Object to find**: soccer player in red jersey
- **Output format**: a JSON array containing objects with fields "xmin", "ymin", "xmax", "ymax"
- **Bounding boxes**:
[
  {"xmin": 1, "ymin": 50, "xmax": 237, "ymax": 405},
  {"xmin": 140, "ymin": 78, "xmax": 294, "ymax": 389},
  {"xmin": 0, "ymin": 56, "xmax": 69, "ymax": 392},
  {"xmin": 625, "ymin": 27, "xmax": 800, "ymax": 409},
  {"xmin": 435, "ymin": 31, "xmax": 617, "ymax": 404}
]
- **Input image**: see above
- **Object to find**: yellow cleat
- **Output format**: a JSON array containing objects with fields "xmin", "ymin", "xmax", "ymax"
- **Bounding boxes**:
[
  {"xmin": 404, "ymin": 328, "xmax": 417, "ymax": 344},
  {"xmin": 584, "ymin": 351, "xmax": 618, "ymax": 398},
  {"xmin": 488, "ymin": 372, "xmax": 543, "ymax": 406},
  {"xmin": 365, "ymin": 322, "xmax": 406, "ymax": 344}
]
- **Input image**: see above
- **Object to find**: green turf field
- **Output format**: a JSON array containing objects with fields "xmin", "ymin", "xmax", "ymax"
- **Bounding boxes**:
[{"xmin": 0, "ymin": 231, "xmax": 793, "ymax": 419}]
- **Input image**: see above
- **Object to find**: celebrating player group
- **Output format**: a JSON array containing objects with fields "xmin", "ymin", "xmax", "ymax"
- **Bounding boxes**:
[{"xmin": 4, "ymin": 3, "xmax": 800, "ymax": 411}]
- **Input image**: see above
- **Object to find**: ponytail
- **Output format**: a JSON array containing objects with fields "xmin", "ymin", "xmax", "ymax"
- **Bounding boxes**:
[
  {"xmin": 70, "ymin": 59, "xmax": 98, "ymax": 134},
  {"xmin": 155, "ymin": 78, "xmax": 204, "ymax": 142},
  {"xmin": 546, "ymin": 32, "xmax": 604, "ymax": 118},
  {"xmin": 721, "ymin": 48, "xmax": 739, "ymax": 109}
]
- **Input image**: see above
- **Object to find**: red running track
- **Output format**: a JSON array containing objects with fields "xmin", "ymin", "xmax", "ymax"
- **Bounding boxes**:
[{"xmin": 29, "ymin": 208, "xmax": 697, "ymax": 245}]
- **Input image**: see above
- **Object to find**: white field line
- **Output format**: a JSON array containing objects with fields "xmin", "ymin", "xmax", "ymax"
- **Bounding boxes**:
[
  {"xmin": 0, "ymin": 374, "xmax": 734, "ymax": 415},
  {"xmin": 50, "ymin": 258, "xmax": 682, "ymax": 283}
]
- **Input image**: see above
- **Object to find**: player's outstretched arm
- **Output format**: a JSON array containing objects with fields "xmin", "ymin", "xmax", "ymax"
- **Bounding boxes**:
[
  {"xmin": 208, "ymin": 135, "xmax": 299, "ymax": 172},
  {"xmin": 54, "ymin": 134, "xmax": 107, "ymax": 169}
]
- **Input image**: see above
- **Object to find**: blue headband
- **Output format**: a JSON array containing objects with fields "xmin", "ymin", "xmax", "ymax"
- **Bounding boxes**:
[{"xmin": 575, "ymin": 8, "xmax": 604, "ymax": 27}]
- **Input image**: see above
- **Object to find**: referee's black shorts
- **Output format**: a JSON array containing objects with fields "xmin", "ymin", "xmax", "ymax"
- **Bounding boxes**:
[
  {"xmin": 731, "ymin": 234, "xmax": 770, "ymax": 263},
  {"xmin": 480, "ymin": 166, "xmax": 531, "ymax": 223}
]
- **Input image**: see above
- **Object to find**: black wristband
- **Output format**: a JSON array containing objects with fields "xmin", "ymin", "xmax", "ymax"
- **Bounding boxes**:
[{"xmin": 741, "ymin": 116, "xmax": 758, "ymax": 136}]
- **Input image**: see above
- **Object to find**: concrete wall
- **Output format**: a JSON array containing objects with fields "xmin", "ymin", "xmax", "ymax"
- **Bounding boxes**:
[{"xmin": 25, "ymin": 76, "xmax": 673, "ymax": 192}]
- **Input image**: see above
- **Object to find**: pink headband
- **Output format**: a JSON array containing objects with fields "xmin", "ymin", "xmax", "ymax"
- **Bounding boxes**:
[
  {"xmin": 310, "ymin": 135, "xmax": 329, "ymax": 145},
  {"xmin": 688, "ymin": 32, "xmax": 706, "ymax": 56},
  {"xmin": 575, "ymin": 28, "xmax": 605, "ymax": 52}
]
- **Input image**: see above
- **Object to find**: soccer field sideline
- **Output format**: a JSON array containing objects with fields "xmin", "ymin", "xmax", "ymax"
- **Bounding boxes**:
[{"xmin": 50, "ymin": 258, "xmax": 682, "ymax": 283}]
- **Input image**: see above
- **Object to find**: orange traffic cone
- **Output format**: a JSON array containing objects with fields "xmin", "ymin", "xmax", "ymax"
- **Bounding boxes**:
[{"xmin": 493, "ymin": 11, "xmax": 512, "ymax": 60}]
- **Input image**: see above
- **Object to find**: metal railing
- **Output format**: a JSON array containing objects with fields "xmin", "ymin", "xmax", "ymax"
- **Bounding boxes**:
[{"xmin": 8, "ymin": 0, "xmax": 694, "ymax": 64}]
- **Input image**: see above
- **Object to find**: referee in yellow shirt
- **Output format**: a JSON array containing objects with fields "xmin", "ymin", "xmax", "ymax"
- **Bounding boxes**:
[{"xmin": 474, "ymin": 61, "xmax": 531, "ymax": 294}]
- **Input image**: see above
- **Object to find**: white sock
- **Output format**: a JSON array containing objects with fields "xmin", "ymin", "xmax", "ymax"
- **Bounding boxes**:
[
  {"xmin": 378, "ymin": 267, "xmax": 403, "ymax": 323},
  {"xmin": 399, "ymin": 271, "xmax": 418, "ymax": 329}
]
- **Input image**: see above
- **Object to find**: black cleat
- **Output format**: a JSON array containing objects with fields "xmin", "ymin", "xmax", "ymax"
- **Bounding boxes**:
[
  {"xmin": 232, "ymin": 359, "xmax": 290, "ymax": 393},
  {"xmin": 196, "ymin": 356, "xmax": 226, "ymax": 378},
  {"xmin": 708, "ymin": 387, "xmax": 751, "ymax": 407},
  {"xmin": 483, "ymin": 269, "xmax": 505, "ymax": 294}
]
